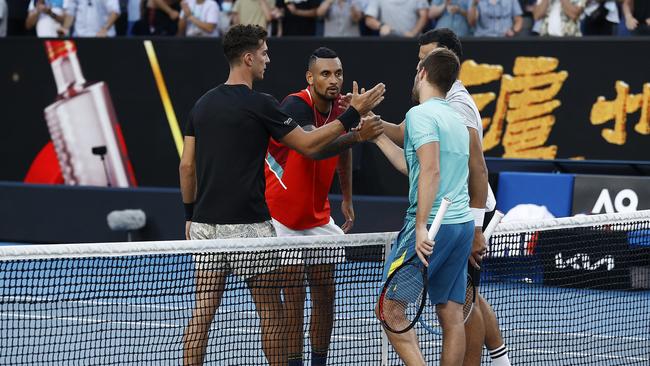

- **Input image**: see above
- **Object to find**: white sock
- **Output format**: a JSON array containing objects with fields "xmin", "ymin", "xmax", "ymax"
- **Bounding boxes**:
[{"xmin": 489, "ymin": 344, "xmax": 511, "ymax": 366}]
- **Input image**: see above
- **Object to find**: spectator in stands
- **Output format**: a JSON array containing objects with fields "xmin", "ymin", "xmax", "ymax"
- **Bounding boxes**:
[
  {"xmin": 354, "ymin": 0, "xmax": 376, "ymax": 35},
  {"xmin": 114, "ymin": 0, "xmax": 128, "ymax": 35},
  {"xmin": 217, "ymin": 0, "xmax": 232, "ymax": 33},
  {"xmin": 622, "ymin": 0, "xmax": 650, "ymax": 35},
  {"xmin": 429, "ymin": 0, "xmax": 472, "ymax": 37},
  {"xmin": 146, "ymin": 0, "xmax": 181, "ymax": 35},
  {"xmin": 126, "ymin": 0, "xmax": 139, "ymax": 34},
  {"xmin": 231, "ymin": 0, "xmax": 275, "ymax": 30},
  {"xmin": 59, "ymin": 0, "xmax": 121, "ymax": 37},
  {"xmin": 316, "ymin": 0, "xmax": 362, "ymax": 37},
  {"xmin": 517, "ymin": 0, "xmax": 537, "ymax": 35},
  {"xmin": 25, "ymin": 0, "xmax": 65, "ymax": 37},
  {"xmin": 0, "ymin": 0, "xmax": 6, "ymax": 36},
  {"xmin": 468, "ymin": 0, "xmax": 523, "ymax": 37},
  {"xmin": 582, "ymin": 0, "xmax": 618, "ymax": 35},
  {"xmin": 177, "ymin": 0, "xmax": 221, "ymax": 36},
  {"xmin": 532, "ymin": 0, "xmax": 585, "ymax": 36},
  {"xmin": 364, "ymin": 0, "xmax": 428, "ymax": 37},
  {"xmin": 282, "ymin": 0, "xmax": 319, "ymax": 36}
]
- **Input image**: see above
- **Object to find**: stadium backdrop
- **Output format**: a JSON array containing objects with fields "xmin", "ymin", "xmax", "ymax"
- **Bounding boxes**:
[{"xmin": 0, "ymin": 38, "xmax": 649, "ymax": 193}]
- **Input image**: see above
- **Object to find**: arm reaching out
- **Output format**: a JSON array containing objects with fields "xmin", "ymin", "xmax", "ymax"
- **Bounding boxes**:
[{"xmin": 373, "ymin": 134, "xmax": 408, "ymax": 175}]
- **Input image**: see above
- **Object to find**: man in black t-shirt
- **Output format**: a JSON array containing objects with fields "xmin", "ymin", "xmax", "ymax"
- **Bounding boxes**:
[{"xmin": 179, "ymin": 24, "xmax": 385, "ymax": 366}]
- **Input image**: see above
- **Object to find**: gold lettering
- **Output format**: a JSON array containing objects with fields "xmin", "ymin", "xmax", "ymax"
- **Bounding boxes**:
[
  {"xmin": 590, "ymin": 81, "xmax": 628, "ymax": 145},
  {"xmin": 471, "ymin": 92, "xmax": 497, "ymax": 111},
  {"xmin": 591, "ymin": 82, "xmax": 650, "ymax": 143},
  {"xmin": 459, "ymin": 60, "xmax": 503, "ymax": 87},
  {"xmin": 513, "ymin": 57, "xmax": 559, "ymax": 76},
  {"xmin": 634, "ymin": 83, "xmax": 650, "ymax": 135},
  {"xmin": 480, "ymin": 57, "xmax": 566, "ymax": 158}
]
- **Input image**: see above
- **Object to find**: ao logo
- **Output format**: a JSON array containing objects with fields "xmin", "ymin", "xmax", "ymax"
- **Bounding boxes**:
[{"xmin": 591, "ymin": 189, "xmax": 638, "ymax": 214}]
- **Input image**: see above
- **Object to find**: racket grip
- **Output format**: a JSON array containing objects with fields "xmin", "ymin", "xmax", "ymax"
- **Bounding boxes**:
[
  {"xmin": 427, "ymin": 197, "xmax": 451, "ymax": 241},
  {"xmin": 483, "ymin": 210, "xmax": 504, "ymax": 240}
]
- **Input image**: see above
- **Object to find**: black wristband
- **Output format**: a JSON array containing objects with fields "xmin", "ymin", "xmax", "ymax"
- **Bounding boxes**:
[
  {"xmin": 338, "ymin": 106, "xmax": 361, "ymax": 131},
  {"xmin": 184, "ymin": 203, "xmax": 194, "ymax": 221}
]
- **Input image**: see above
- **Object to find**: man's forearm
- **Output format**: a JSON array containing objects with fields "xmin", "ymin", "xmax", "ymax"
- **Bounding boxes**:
[
  {"xmin": 533, "ymin": 0, "xmax": 549, "ymax": 20},
  {"xmin": 50, "ymin": 10, "xmax": 65, "ymax": 23},
  {"xmin": 316, "ymin": 0, "xmax": 333, "ymax": 17},
  {"xmin": 375, "ymin": 134, "xmax": 407, "ymax": 175},
  {"xmin": 337, "ymin": 149, "xmax": 353, "ymax": 201},
  {"xmin": 513, "ymin": 15, "xmax": 522, "ymax": 32},
  {"xmin": 382, "ymin": 120, "xmax": 404, "ymax": 147},
  {"xmin": 63, "ymin": 14, "xmax": 74, "ymax": 31},
  {"xmin": 365, "ymin": 16, "xmax": 382, "ymax": 30},
  {"xmin": 154, "ymin": 0, "xmax": 175, "ymax": 15},
  {"xmin": 180, "ymin": 169, "xmax": 196, "ymax": 204},
  {"xmin": 468, "ymin": 170, "xmax": 488, "ymax": 209},
  {"xmin": 429, "ymin": 3, "xmax": 445, "ymax": 19},
  {"xmin": 103, "ymin": 12, "xmax": 120, "ymax": 29},
  {"xmin": 26, "ymin": 11, "xmax": 39, "ymax": 29},
  {"xmin": 416, "ymin": 165, "xmax": 438, "ymax": 229},
  {"xmin": 468, "ymin": 3, "xmax": 478, "ymax": 26},
  {"xmin": 259, "ymin": 0, "xmax": 273, "ymax": 21},
  {"xmin": 410, "ymin": 12, "xmax": 428, "ymax": 35},
  {"xmin": 623, "ymin": 0, "xmax": 633, "ymax": 18},
  {"xmin": 560, "ymin": 0, "xmax": 581, "ymax": 20},
  {"xmin": 188, "ymin": 15, "xmax": 216, "ymax": 33},
  {"xmin": 311, "ymin": 131, "xmax": 360, "ymax": 160}
]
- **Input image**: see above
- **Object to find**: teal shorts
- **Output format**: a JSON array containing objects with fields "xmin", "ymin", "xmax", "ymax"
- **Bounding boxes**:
[{"xmin": 382, "ymin": 219, "xmax": 473, "ymax": 305}]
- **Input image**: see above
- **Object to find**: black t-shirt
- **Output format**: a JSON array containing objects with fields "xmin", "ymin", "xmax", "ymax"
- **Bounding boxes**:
[
  {"xmin": 184, "ymin": 84, "xmax": 298, "ymax": 224},
  {"xmin": 282, "ymin": 0, "xmax": 319, "ymax": 36},
  {"xmin": 281, "ymin": 95, "xmax": 330, "ymax": 127}
]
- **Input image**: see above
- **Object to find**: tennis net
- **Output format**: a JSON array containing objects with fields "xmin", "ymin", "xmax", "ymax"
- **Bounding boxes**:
[{"xmin": 0, "ymin": 210, "xmax": 648, "ymax": 365}]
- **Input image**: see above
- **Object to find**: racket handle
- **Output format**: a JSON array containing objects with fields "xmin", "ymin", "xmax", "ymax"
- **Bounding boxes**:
[
  {"xmin": 483, "ymin": 210, "xmax": 504, "ymax": 240},
  {"xmin": 427, "ymin": 197, "xmax": 451, "ymax": 241}
]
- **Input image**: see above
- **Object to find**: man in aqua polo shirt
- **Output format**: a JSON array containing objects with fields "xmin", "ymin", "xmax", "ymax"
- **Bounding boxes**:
[{"xmin": 374, "ymin": 48, "xmax": 473, "ymax": 365}]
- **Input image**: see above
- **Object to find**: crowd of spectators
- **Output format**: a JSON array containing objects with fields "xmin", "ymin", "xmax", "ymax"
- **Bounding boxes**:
[{"xmin": 0, "ymin": 0, "xmax": 648, "ymax": 37}]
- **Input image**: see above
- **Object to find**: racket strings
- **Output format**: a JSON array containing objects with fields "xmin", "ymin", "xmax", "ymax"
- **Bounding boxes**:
[
  {"xmin": 381, "ymin": 263, "xmax": 425, "ymax": 332},
  {"xmin": 463, "ymin": 276, "xmax": 476, "ymax": 320}
]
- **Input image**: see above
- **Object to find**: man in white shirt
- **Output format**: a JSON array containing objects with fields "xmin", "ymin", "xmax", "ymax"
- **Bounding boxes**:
[
  {"xmin": 25, "ymin": 0, "xmax": 66, "ymax": 37},
  {"xmin": 379, "ymin": 28, "xmax": 511, "ymax": 366},
  {"xmin": 59, "ymin": 0, "xmax": 120, "ymax": 36},
  {"xmin": 177, "ymin": 0, "xmax": 220, "ymax": 36},
  {"xmin": 364, "ymin": 0, "xmax": 429, "ymax": 37}
]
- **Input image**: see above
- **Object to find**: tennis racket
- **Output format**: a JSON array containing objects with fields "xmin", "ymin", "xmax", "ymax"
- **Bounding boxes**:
[
  {"xmin": 378, "ymin": 198, "xmax": 451, "ymax": 334},
  {"xmin": 418, "ymin": 210, "xmax": 505, "ymax": 334}
]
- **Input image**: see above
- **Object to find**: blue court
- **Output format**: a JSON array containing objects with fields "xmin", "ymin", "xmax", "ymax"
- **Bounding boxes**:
[{"xmin": 1, "ymin": 258, "xmax": 648, "ymax": 365}]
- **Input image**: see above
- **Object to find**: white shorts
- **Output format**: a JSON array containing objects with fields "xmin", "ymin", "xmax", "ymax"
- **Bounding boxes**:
[
  {"xmin": 189, "ymin": 221, "xmax": 280, "ymax": 280},
  {"xmin": 272, "ymin": 217, "xmax": 346, "ymax": 266}
]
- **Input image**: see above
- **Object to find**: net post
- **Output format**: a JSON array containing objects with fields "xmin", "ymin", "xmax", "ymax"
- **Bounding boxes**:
[{"xmin": 381, "ymin": 236, "xmax": 391, "ymax": 365}]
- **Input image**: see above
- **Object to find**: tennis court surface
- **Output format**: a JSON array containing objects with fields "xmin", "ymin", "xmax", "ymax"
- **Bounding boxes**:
[{"xmin": 1, "ymin": 211, "xmax": 649, "ymax": 365}]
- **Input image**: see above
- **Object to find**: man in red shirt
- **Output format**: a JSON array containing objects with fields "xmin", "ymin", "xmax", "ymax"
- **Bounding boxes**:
[{"xmin": 265, "ymin": 47, "xmax": 379, "ymax": 366}]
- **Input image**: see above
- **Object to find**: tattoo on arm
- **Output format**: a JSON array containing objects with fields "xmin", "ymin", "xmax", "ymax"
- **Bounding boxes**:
[{"xmin": 311, "ymin": 132, "xmax": 359, "ymax": 160}]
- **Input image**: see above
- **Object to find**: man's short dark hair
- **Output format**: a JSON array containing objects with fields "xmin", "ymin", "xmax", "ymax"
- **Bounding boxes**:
[
  {"xmin": 418, "ymin": 28, "xmax": 463, "ymax": 59},
  {"xmin": 222, "ymin": 25, "xmax": 268, "ymax": 65},
  {"xmin": 420, "ymin": 48, "xmax": 460, "ymax": 94},
  {"xmin": 308, "ymin": 47, "xmax": 338, "ymax": 69}
]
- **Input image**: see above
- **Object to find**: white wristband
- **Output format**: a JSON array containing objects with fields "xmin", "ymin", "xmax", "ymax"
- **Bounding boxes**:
[{"xmin": 471, "ymin": 208, "xmax": 485, "ymax": 227}]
